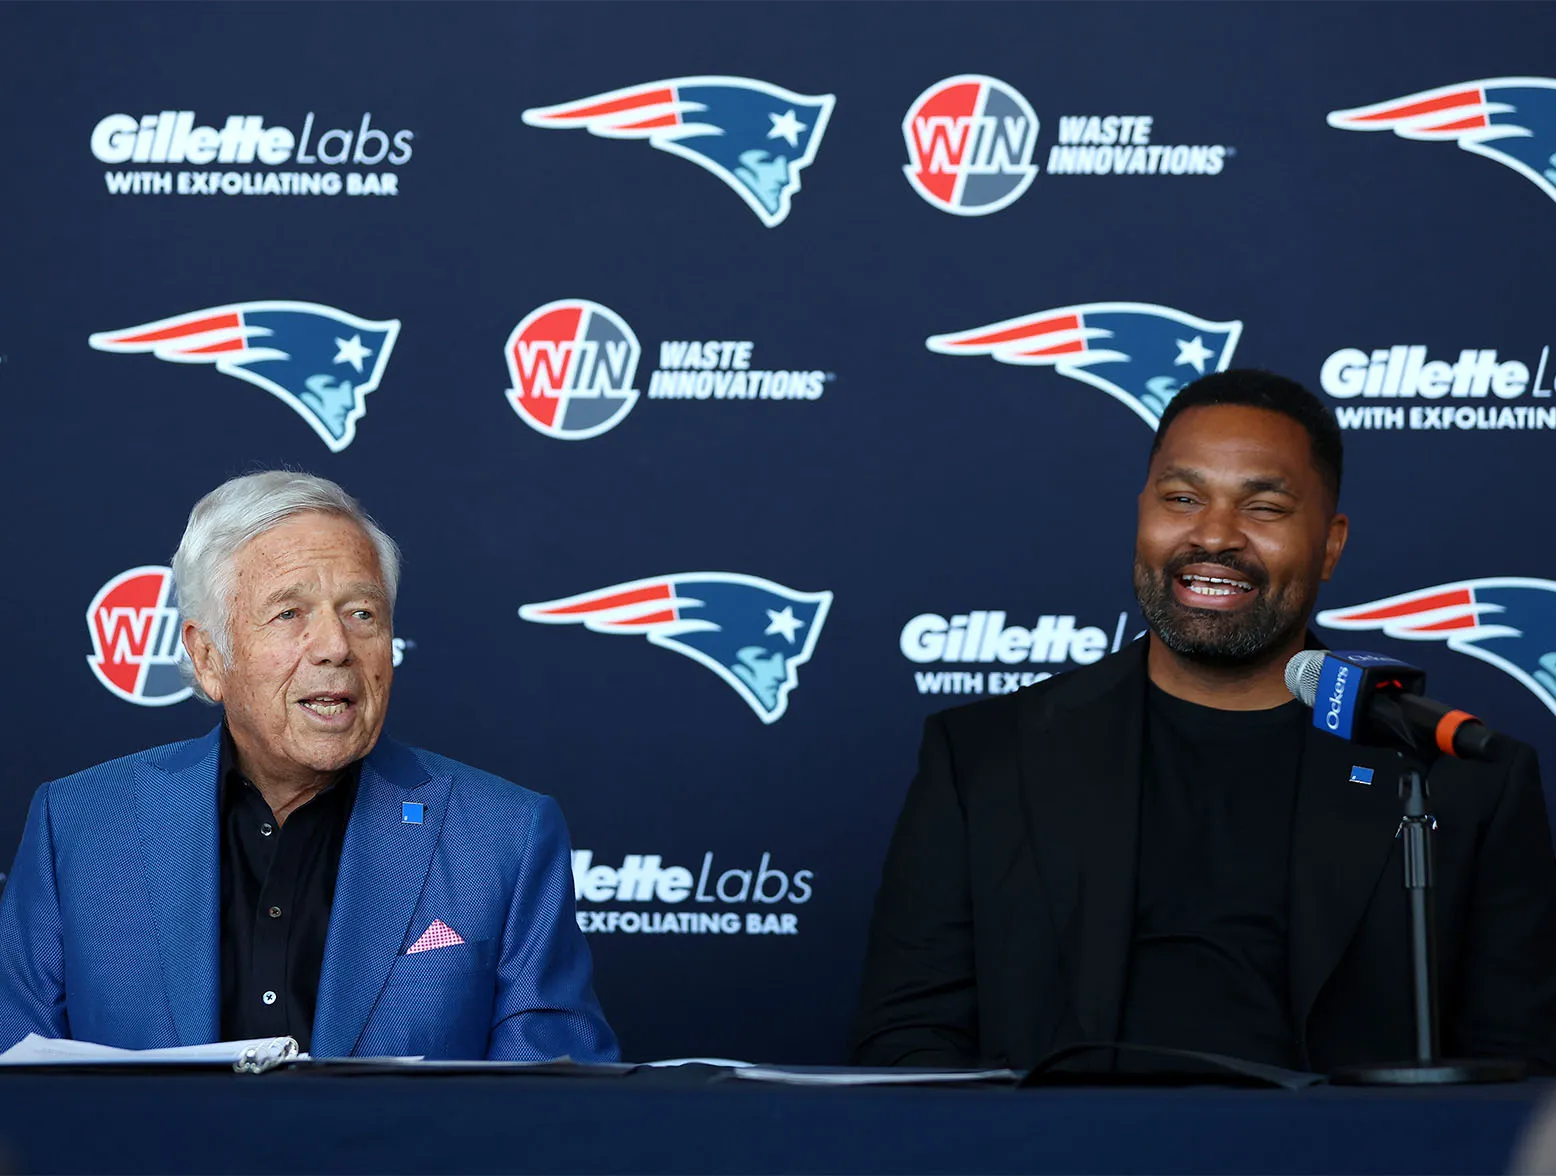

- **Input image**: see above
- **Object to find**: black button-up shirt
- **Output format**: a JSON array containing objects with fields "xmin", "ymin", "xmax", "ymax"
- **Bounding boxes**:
[{"xmin": 218, "ymin": 728, "xmax": 359, "ymax": 1052}]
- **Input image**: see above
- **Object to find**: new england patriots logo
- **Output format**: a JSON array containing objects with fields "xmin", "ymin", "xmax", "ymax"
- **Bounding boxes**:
[
  {"xmin": 926, "ymin": 302, "xmax": 1242, "ymax": 429},
  {"xmin": 519, "ymin": 573, "xmax": 832, "ymax": 723},
  {"xmin": 1318, "ymin": 578, "xmax": 1556, "ymax": 718},
  {"xmin": 521, "ymin": 77, "xmax": 834, "ymax": 228},
  {"xmin": 1328, "ymin": 78, "xmax": 1556, "ymax": 206},
  {"xmin": 88, "ymin": 302, "xmax": 400, "ymax": 452}
]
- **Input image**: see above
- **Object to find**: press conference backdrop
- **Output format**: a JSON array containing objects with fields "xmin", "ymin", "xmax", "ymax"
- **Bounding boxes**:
[{"xmin": 3, "ymin": 0, "xmax": 1556, "ymax": 1064}]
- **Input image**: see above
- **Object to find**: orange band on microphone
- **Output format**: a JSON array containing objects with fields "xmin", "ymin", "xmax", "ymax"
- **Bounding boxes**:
[{"xmin": 1436, "ymin": 709, "xmax": 1478, "ymax": 757}]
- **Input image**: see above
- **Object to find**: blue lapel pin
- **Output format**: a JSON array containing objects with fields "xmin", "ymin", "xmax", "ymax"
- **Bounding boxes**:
[
  {"xmin": 1349, "ymin": 765, "xmax": 1375, "ymax": 786},
  {"xmin": 402, "ymin": 802, "xmax": 424, "ymax": 824}
]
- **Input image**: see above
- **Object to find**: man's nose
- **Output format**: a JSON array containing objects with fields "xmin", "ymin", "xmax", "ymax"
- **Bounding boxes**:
[
  {"xmin": 307, "ymin": 611, "xmax": 352, "ymax": 665},
  {"xmin": 1186, "ymin": 499, "xmax": 1247, "ymax": 553}
]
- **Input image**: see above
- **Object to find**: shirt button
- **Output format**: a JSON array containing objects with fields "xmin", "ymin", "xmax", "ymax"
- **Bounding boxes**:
[
  {"xmin": 260, "ymin": 823, "xmax": 273, "ymax": 836},
  {"xmin": 268, "ymin": 906, "xmax": 283, "ymax": 919},
  {"xmin": 262, "ymin": 991, "xmax": 277, "ymax": 1006}
]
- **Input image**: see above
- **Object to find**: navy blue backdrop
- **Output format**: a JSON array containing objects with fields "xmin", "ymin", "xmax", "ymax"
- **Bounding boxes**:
[{"xmin": 3, "ymin": 0, "xmax": 1556, "ymax": 1064}]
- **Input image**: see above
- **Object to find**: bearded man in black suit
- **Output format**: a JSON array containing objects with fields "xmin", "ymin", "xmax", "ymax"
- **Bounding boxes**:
[{"xmin": 851, "ymin": 370, "xmax": 1556, "ymax": 1074}]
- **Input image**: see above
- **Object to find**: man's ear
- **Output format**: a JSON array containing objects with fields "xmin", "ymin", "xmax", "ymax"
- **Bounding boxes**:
[
  {"xmin": 1320, "ymin": 512, "xmax": 1350, "ymax": 581},
  {"xmin": 183, "ymin": 621, "xmax": 225, "ymax": 703}
]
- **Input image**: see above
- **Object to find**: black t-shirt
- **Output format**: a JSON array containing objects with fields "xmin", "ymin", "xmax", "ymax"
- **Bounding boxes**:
[
  {"xmin": 218, "ymin": 729, "xmax": 359, "ymax": 1053},
  {"xmin": 1117, "ymin": 683, "xmax": 1308, "ymax": 1068}
]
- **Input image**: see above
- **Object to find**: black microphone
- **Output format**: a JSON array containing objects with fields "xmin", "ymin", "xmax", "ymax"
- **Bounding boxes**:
[{"xmin": 1285, "ymin": 649, "xmax": 1500, "ymax": 762}]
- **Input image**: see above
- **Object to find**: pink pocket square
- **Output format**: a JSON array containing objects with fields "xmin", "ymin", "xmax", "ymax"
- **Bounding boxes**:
[{"xmin": 406, "ymin": 919, "xmax": 466, "ymax": 954}]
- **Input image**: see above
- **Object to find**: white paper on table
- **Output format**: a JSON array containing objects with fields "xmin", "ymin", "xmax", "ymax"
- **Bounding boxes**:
[
  {"xmin": 641, "ymin": 1057, "xmax": 754, "ymax": 1068},
  {"xmin": 729, "ymin": 1065, "xmax": 1023, "ymax": 1086},
  {"xmin": 0, "ymin": 1032, "xmax": 308, "ymax": 1068}
]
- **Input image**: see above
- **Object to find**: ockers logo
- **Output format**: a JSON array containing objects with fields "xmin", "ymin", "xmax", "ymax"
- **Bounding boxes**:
[
  {"xmin": 903, "ymin": 75, "xmax": 1039, "ymax": 215},
  {"xmin": 1324, "ymin": 664, "xmax": 1351, "ymax": 731},
  {"xmin": 86, "ymin": 567, "xmax": 191, "ymax": 706},
  {"xmin": 505, "ymin": 300, "xmax": 641, "ymax": 440}
]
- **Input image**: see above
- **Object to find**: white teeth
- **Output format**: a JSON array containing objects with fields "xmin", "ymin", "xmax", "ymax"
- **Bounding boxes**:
[
  {"xmin": 1182, "ymin": 574, "xmax": 1252, "ymax": 591},
  {"xmin": 302, "ymin": 699, "xmax": 348, "ymax": 716}
]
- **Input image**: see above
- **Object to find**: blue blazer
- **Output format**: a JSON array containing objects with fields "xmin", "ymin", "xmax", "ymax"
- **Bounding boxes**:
[{"xmin": 0, "ymin": 727, "xmax": 619, "ymax": 1061}]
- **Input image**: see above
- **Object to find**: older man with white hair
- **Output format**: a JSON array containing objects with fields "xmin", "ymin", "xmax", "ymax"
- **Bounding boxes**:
[{"xmin": 0, "ymin": 471, "xmax": 618, "ymax": 1061}]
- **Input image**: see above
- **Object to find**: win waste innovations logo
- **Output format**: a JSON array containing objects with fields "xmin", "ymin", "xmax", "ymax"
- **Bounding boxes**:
[
  {"xmin": 503, "ymin": 299, "xmax": 832, "ymax": 441},
  {"xmin": 86, "ymin": 566, "xmax": 189, "ymax": 706},
  {"xmin": 903, "ymin": 75, "xmax": 1232, "ymax": 216}
]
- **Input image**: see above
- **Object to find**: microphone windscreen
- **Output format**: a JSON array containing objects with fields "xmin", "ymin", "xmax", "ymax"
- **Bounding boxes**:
[{"xmin": 1284, "ymin": 650, "xmax": 1326, "ymax": 707}]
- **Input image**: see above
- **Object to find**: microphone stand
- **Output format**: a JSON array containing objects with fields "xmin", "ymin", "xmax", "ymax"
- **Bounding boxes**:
[{"xmin": 1333, "ymin": 752, "xmax": 1525, "ymax": 1085}]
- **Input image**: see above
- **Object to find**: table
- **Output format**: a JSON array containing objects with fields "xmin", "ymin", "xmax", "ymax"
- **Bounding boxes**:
[{"xmin": 0, "ymin": 1069, "xmax": 1545, "ymax": 1173}]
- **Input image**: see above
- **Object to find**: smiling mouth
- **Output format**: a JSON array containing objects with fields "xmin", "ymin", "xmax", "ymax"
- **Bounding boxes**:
[
  {"xmin": 298, "ymin": 694, "xmax": 353, "ymax": 717},
  {"xmin": 1178, "ymin": 572, "xmax": 1255, "ymax": 598}
]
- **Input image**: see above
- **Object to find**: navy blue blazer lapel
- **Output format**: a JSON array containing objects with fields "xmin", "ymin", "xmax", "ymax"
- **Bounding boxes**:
[
  {"xmin": 1017, "ymin": 642, "xmax": 1145, "ymax": 1045},
  {"xmin": 130, "ymin": 726, "xmax": 221, "ymax": 1046},
  {"xmin": 312, "ymin": 736, "xmax": 448, "ymax": 1058},
  {"xmin": 1288, "ymin": 725, "xmax": 1403, "ymax": 1045}
]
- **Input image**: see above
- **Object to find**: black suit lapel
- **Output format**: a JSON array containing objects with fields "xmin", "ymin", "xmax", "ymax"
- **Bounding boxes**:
[
  {"xmin": 1018, "ymin": 642, "xmax": 1146, "ymax": 1044},
  {"xmin": 1289, "ymin": 726, "xmax": 1403, "ymax": 1038}
]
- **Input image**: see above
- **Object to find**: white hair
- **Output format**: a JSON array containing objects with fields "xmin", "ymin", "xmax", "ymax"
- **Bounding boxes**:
[{"xmin": 173, "ymin": 471, "xmax": 401, "ymax": 704}]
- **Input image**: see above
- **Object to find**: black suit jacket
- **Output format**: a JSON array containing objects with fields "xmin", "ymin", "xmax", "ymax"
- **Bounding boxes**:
[{"xmin": 851, "ymin": 641, "xmax": 1556, "ymax": 1073}]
